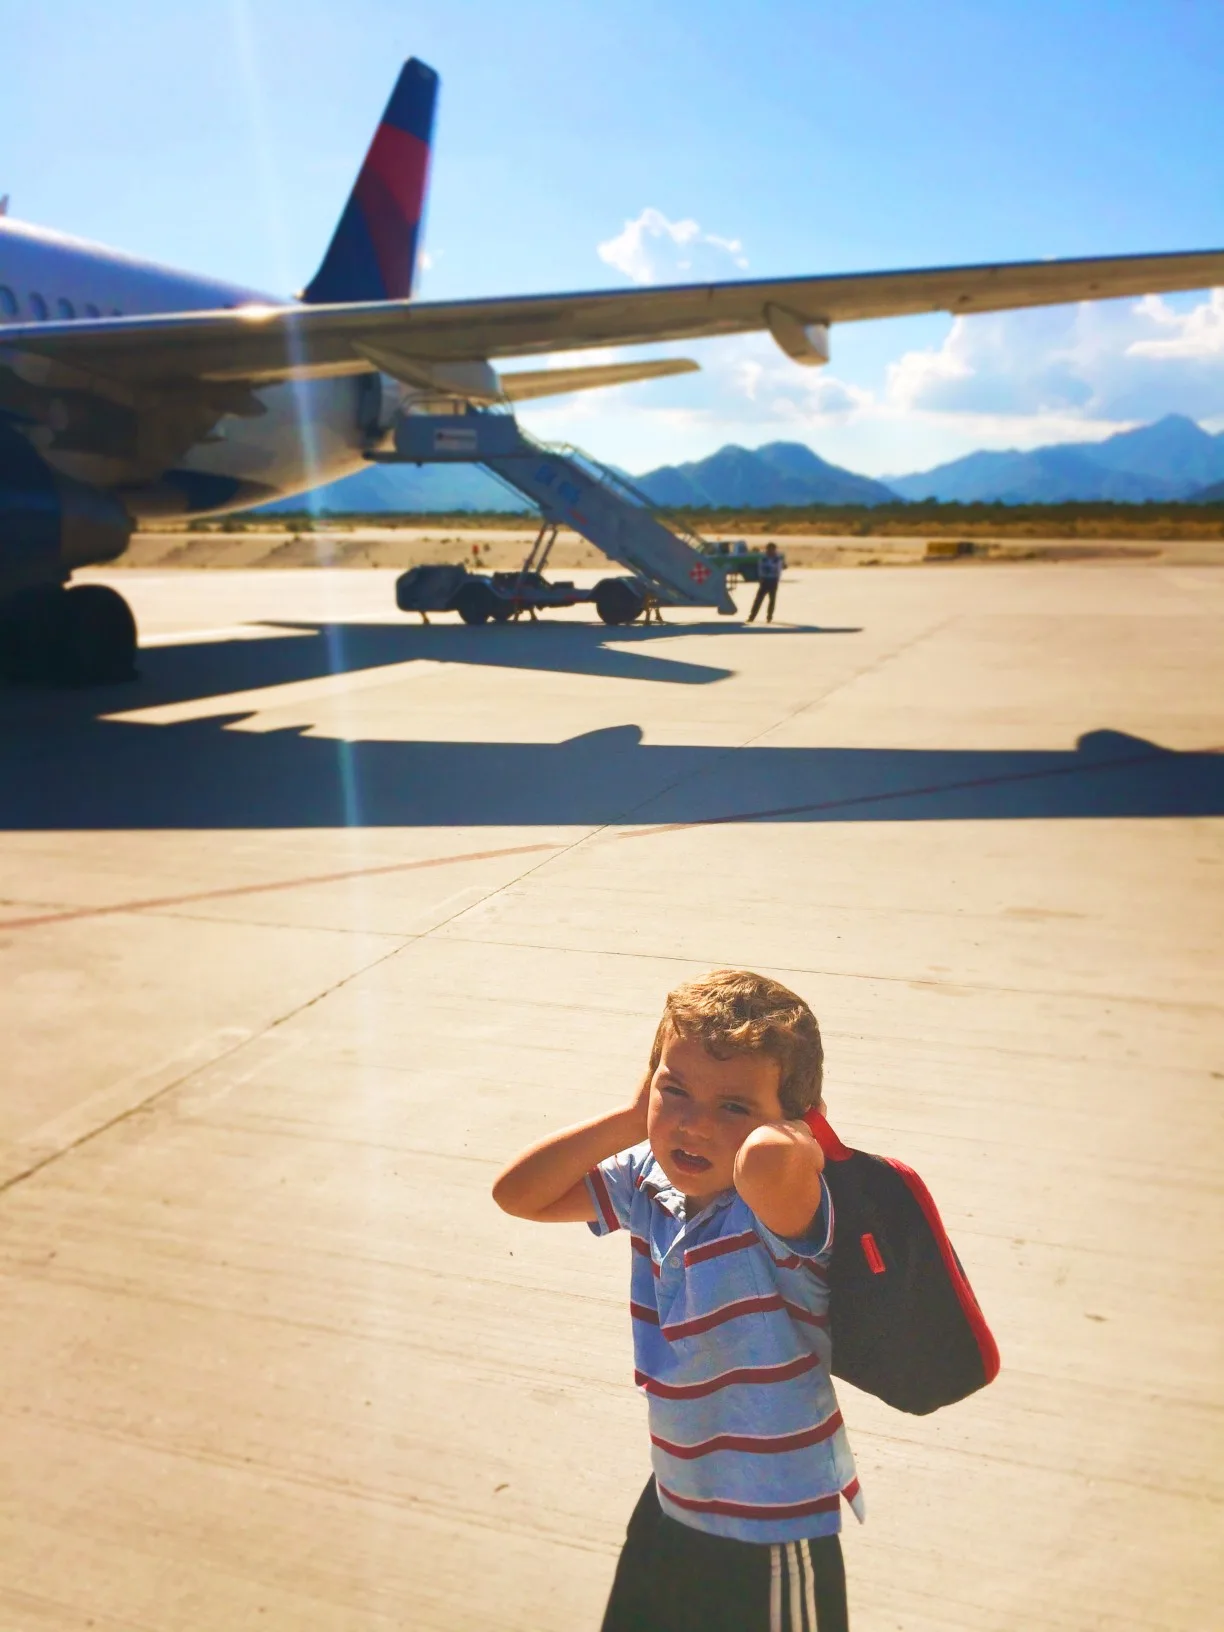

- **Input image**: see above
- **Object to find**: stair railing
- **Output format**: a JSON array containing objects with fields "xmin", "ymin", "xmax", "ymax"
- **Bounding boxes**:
[{"xmin": 511, "ymin": 424, "xmax": 718, "ymax": 559}]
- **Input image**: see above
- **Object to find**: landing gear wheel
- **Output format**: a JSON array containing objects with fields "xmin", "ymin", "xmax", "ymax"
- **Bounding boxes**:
[
  {"xmin": 0, "ymin": 583, "xmax": 137, "ymax": 685},
  {"xmin": 594, "ymin": 578, "xmax": 646, "ymax": 627},
  {"xmin": 490, "ymin": 599, "xmax": 515, "ymax": 623},
  {"xmin": 61, "ymin": 585, "xmax": 138, "ymax": 683},
  {"xmin": 455, "ymin": 581, "xmax": 496, "ymax": 625}
]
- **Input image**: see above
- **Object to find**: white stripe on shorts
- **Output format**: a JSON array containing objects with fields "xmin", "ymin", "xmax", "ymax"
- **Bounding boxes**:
[
  {"xmin": 787, "ymin": 1542, "xmax": 803, "ymax": 1631},
  {"xmin": 772, "ymin": 1539, "xmax": 823, "ymax": 1632},
  {"xmin": 800, "ymin": 1539, "xmax": 818, "ymax": 1630}
]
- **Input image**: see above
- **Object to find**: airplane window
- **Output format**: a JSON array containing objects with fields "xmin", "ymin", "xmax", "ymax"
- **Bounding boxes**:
[
  {"xmin": 57, "ymin": 297, "xmax": 76, "ymax": 320},
  {"xmin": 29, "ymin": 292, "xmax": 48, "ymax": 320},
  {"xmin": 84, "ymin": 302, "xmax": 101, "ymax": 319},
  {"xmin": 0, "ymin": 285, "xmax": 16, "ymax": 317}
]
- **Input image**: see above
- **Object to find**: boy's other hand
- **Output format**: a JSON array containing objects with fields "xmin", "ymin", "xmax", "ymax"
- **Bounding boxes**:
[
  {"xmin": 492, "ymin": 1094, "xmax": 648, "ymax": 1224},
  {"xmin": 733, "ymin": 1119, "xmax": 825, "ymax": 1240},
  {"xmin": 625, "ymin": 1070, "xmax": 652, "ymax": 1141}
]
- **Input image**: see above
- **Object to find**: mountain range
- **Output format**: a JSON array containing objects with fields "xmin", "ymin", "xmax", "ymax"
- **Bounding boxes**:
[
  {"xmin": 632, "ymin": 441, "xmax": 896, "ymax": 507},
  {"xmin": 258, "ymin": 413, "xmax": 1224, "ymax": 515},
  {"xmin": 886, "ymin": 415, "xmax": 1224, "ymax": 503}
]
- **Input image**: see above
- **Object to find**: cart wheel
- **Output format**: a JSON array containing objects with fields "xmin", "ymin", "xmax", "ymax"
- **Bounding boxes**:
[
  {"xmin": 455, "ymin": 581, "xmax": 496, "ymax": 625},
  {"xmin": 594, "ymin": 579, "xmax": 645, "ymax": 626}
]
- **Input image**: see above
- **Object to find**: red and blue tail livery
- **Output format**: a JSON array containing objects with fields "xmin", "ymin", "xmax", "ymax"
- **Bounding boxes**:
[{"xmin": 303, "ymin": 57, "xmax": 437, "ymax": 305}]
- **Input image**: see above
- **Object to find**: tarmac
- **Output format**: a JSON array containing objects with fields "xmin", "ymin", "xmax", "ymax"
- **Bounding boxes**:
[{"xmin": 1, "ymin": 561, "xmax": 1221, "ymax": 1631}]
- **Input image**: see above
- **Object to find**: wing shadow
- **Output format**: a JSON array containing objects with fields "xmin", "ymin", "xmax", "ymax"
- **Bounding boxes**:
[
  {"xmin": 2, "ymin": 617, "xmax": 1214, "ymax": 831},
  {"xmin": 1, "ymin": 711, "xmax": 1218, "ymax": 831}
]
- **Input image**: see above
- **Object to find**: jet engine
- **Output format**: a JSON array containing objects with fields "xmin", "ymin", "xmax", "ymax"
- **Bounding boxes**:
[
  {"xmin": 356, "ymin": 370, "xmax": 410, "ymax": 446},
  {"xmin": 1, "ymin": 424, "xmax": 133, "ymax": 590}
]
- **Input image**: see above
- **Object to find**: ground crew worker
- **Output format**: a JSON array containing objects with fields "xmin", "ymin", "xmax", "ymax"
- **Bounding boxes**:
[{"xmin": 747, "ymin": 541, "xmax": 784, "ymax": 623}]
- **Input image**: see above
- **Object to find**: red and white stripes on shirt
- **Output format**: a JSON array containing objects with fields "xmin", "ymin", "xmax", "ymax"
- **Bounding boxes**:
[{"xmin": 585, "ymin": 1141, "xmax": 863, "ymax": 1545}]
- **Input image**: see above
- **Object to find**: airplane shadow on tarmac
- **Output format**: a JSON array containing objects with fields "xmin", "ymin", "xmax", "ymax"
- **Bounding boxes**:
[
  {"xmin": 132, "ymin": 616, "xmax": 768, "ymax": 703},
  {"xmin": 117, "ymin": 614, "xmax": 861, "ymax": 709},
  {"xmin": 1, "ymin": 619, "xmax": 1220, "ymax": 831}
]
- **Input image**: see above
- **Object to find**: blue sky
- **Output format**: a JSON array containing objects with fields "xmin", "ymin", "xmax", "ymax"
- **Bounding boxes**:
[{"xmin": 4, "ymin": 0, "xmax": 1222, "ymax": 475}]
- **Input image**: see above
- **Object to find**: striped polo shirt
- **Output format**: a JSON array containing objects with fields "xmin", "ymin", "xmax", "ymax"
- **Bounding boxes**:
[{"xmin": 586, "ymin": 1141, "xmax": 863, "ymax": 1545}]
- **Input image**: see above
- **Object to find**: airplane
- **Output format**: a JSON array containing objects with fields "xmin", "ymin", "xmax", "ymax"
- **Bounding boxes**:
[{"xmin": 1, "ymin": 56, "xmax": 1222, "ymax": 683}]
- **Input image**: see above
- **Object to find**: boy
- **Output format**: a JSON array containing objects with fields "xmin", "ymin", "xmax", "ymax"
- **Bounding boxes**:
[{"xmin": 493, "ymin": 970, "xmax": 859, "ymax": 1632}]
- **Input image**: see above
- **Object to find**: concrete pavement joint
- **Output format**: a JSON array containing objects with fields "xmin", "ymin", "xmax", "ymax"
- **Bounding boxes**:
[
  {"xmin": 433, "ymin": 932, "xmax": 1223, "ymax": 1013},
  {"xmin": 0, "ymin": 1025, "xmax": 269, "ymax": 1196},
  {"xmin": 0, "ymin": 1400, "xmax": 624, "ymax": 1560},
  {"xmin": 0, "ymin": 826, "xmax": 613, "ymax": 1193},
  {"xmin": 586, "ymin": 615, "xmax": 956, "ymax": 838},
  {"xmin": 412, "ymin": 617, "xmax": 958, "ymax": 946},
  {"xmin": 737, "ymin": 614, "xmax": 958, "ymax": 750},
  {"xmin": 0, "ymin": 937, "xmax": 416, "ymax": 1197}
]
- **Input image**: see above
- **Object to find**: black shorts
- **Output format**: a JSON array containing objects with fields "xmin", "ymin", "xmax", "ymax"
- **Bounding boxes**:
[{"xmin": 601, "ymin": 1478, "xmax": 849, "ymax": 1632}]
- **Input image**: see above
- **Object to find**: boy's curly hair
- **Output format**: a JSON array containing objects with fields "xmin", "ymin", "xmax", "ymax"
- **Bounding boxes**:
[{"xmin": 648, "ymin": 969, "xmax": 824, "ymax": 1119}]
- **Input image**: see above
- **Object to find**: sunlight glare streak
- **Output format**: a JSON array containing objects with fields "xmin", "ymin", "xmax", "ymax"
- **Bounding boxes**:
[{"xmin": 226, "ymin": 0, "xmax": 362, "ymax": 831}]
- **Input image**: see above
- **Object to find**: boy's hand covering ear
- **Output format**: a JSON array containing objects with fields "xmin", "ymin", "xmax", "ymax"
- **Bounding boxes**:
[
  {"xmin": 733, "ymin": 1120, "xmax": 825, "ymax": 1240},
  {"xmin": 624, "ymin": 1071, "xmax": 652, "ymax": 1140}
]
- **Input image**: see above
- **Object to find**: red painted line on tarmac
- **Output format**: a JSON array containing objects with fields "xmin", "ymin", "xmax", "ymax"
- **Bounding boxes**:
[
  {"xmin": 614, "ymin": 742, "xmax": 1221, "ymax": 840},
  {"xmin": 0, "ymin": 840, "xmax": 563, "ymax": 933}
]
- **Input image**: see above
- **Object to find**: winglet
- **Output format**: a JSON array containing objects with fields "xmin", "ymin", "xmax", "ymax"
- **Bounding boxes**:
[{"xmin": 303, "ymin": 58, "xmax": 438, "ymax": 305}]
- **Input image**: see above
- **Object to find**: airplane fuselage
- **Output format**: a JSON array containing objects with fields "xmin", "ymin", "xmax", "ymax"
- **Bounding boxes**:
[{"xmin": 0, "ymin": 216, "xmax": 374, "ymax": 518}]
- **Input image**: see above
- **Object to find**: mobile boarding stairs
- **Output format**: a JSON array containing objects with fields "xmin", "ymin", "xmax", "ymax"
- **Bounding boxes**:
[{"xmin": 377, "ymin": 410, "xmax": 737, "ymax": 626}]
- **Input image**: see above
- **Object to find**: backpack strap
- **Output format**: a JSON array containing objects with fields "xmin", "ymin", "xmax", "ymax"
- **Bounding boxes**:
[{"xmin": 802, "ymin": 1110, "xmax": 854, "ymax": 1162}]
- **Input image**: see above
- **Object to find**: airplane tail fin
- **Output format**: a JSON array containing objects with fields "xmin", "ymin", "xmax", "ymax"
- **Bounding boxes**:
[{"xmin": 303, "ymin": 58, "xmax": 438, "ymax": 305}]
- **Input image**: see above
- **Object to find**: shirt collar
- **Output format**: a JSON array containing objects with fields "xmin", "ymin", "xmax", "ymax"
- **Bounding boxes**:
[{"xmin": 640, "ymin": 1163, "xmax": 736, "ymax": 1223}]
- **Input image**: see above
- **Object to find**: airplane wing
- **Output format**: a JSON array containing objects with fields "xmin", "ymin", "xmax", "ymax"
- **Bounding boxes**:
[
  {"xmin": 3, "ymin": 247, "xmax": 1222, "ymax": 388},
  {"xmin": 498, "ymin": 356, "xmax": 698, "ymax": 402}
]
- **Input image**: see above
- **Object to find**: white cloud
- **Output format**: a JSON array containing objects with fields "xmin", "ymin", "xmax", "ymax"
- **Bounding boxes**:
[
  {"xmin": 597, "ymin": 207, "xmax": 749, "ymax": 285},
  {"xmin": 705, "ymin": 333, "xmax": 874, "ymax": 424},
  {"xmin": 881, "ymin": 289, "xmax": 1224, "ymax": 422},
  {"xmin": 1128, "ymin": 288, "xmax": 1224, "ymax": 359}
]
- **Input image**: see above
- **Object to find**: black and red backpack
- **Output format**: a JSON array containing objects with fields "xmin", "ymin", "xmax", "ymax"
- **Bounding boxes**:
[{"xmin": 803, "ymin": 1111, "xmax": 1000, "ymax": 1415}]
